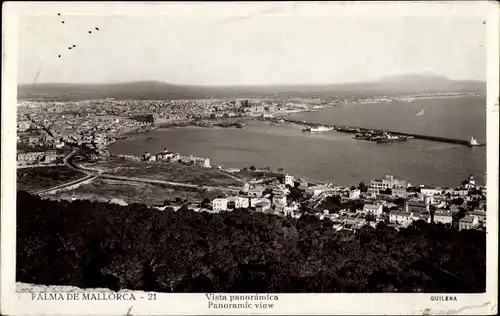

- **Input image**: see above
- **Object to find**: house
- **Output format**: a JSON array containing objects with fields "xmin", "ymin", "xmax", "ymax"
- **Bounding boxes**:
[
  {"xmin": 227, "ymin": 196, "xmax": 249, "ymax": 209},
  {"xmin": 467, "ymin": 210, "xmax": 486, "ymax": 224},
  {"xmin": 283, "ymin": 174, "xmax": 295, "ymax": 187},
  {"xmin": 420, "ymin": 187, "xmax": 441, "ymax": 196},
  {"xmin": 362, "ymin": 204, "xmax": 383, "ymax": 216},
  {"xmin": 250, "ymin": 197, "xmax": 271, "ymax": 207},
  {"xmin": 306, "ymin": 184, "xmax": 332, "ymax": 197},
  {"xmin": 455, "ymin": 188, "xmax": 469, "ymax": 196},
  {"xmin": 389, "ymin": 210, "xmax": 413, "ymax": 227},
  {"xmin": 405, "ymin": 201, "xmax": 429, "ymax": 214},
  {"xmin": 418, "ymin": 213, "xmax": 431, "ymax": 223},
  {"xmin": 254, "ymin": 200, "xmax": 271, "ymax": 212},
  {"xmin": 272, "ymin": 187, "xmax": 290, "ymax": 196},
  {"xmin": 192, "ymin": 157, "xmax": 211, "ymax": 168},
  {"xmin": 433, "ymin": 211, "xmax": 453, "ymax": 224},
  {"xmin": 459, "ymin": 216, "xmax": 478, "ymax": 230},
  {"xmin": 212, "ymin": 198, "xmax": 228, "ymax": 211},
  {"xmin": 272, "ymin": 195, "xmax": 287, "ymax": 207},
  {"xmin": 369, "ymin": 175, "xmax": 410, "ymax": 194},
  {"xmin": 248, "ymin": 186, "xmax": 266, "ymax": 197},
  {"xmin": 44, "ymin": 150, "xmax": 57, "ymax": 163},
  {"xmin": 392, "ymin": 186, "xmax": 408, "ymax": 198},
  {"xmin": 17, "ymin": 151, "xmax": 45, "ymax": 165},
  {"xmin": 349, "ymin": 189, "xmax": 361, "ymax": 200}
]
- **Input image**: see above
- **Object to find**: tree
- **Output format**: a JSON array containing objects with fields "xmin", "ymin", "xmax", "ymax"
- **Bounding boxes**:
[
  {"xmin": 277, "ymin": 168, "xmax": 284, "ymax": 173},
  {"xmin": 358, "ymin": 182, "xmax": 368, "ymax": 193},
  {"xmin": 249, "ymin": 166, "xmax": 256, "ymax": 171},
  {"xmin": 383, "ymin": 188, "xmax": 392, "ymax": 195},
  {"xmin": 394, "ymin": 197, "xmax": 406, "ymax": 206}
]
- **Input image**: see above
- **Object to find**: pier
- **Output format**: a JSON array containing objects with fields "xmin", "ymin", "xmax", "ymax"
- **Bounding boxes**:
[{"xmin": 283, "ymin": 119, "xmax": 485, "ymax": 147}]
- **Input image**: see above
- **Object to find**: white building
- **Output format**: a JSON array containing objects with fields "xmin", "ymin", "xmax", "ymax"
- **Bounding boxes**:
[
  {"xmin": 389, "ymin": 210, "xmax": 414, "ymax": 227},
  {"xmin": 421, "ymin": 187, "xmax": 441, "ymax": 197},
  {"xmin": 348, "ymin": 189, "xmax": 361, "ymax": 200},
  {"xmin": 459, "ymin": 216, "xmax": 478, "ymax": 230},
  {"xmin": 227, "ymin": 196, "xmax": 249, "ymax": 209},
  {"xmin": 250, "ymin": 197, "xmax": 271, "ymax": 207},
  {"xmin": 362, "ymin": 204, "xmax": 383, "ymax": 216},
  {"xmin": 212, "ymin": 198, "xmax": 228, "ymax": 211},
  {"xmin": 433, "ymin": 211, "xmax": 453, "ymax": 224},
  {"xmin": 369, "ymin": 175, "xmax": 410, "ymax": 194},
  {"xmin": 284, "ymin": 174, "xmax": 295, "ymax": 187}
]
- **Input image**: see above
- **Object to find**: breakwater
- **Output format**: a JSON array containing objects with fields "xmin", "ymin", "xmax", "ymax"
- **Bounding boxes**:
[{"xmin": 284, "ymin": 119, "xmax": 484, "ymax": 146}]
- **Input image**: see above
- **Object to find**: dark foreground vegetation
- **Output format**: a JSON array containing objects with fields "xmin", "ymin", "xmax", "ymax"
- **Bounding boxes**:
[{"xmin": 17, "ymin": 191, "xmax": 485, "ymax": 293}]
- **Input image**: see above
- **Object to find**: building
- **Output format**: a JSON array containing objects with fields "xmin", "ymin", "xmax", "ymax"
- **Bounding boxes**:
[
  {"xmin": 389, "ymin": 210, "xmax": 413, "ymax": 227},
  {"xmin": 227, "ymin": 196, "xmax": 249, "ymax": 209},
  {"xmin": 362, "ymin": 204, "xmax": 383, "ymax": 216},
  {"xmin": 306, "ymin": 184, "xmax": 332, "ymax": 197},
  {"xmin": 248, "ymin": 186, "xmax": 266, "ymax": 197},
  {"xmin": 420, "ymin": 187, "xmax": 441, "ymax": 197},
  {"xmin": 349, "ymin": 189, "xmax": 361, "ymax": 200},
  {"xmin": 468, "ymin": 210, "xmax": 486, "ymax": 224},
  {"xmin": 44, "ymin": 150, "xmax": 57, "ymax": 162},
  {"xmin": 272, "ymin": 195, "xmax": 287, "ymax": 207},
  {"xmin": 212, "ymin": 198, "xmax": 228, "ymax": 211},
  {"xmin": 392, "ymin": 186, "xmax": 408, "ymax": 198},
  {"xmin": 242, "ymin": 182, "xmax": 250, "ymax": 193},
  {"xmin": 433, "ymin": 211, "xmax": 453, "ymax": 224},
  {"xmin": 405, "ymin": 200, "xmax": 429, "ymax": 214},
  {"xmin": 181, "ymin": 155, "xmax": 210, "ymax": 168},
  {"xmin": 369, "ymin": 175, "xmax": 410, "ymax": 195},
  {"xmin": 459, "ymin": 216, "xmax": 478, "ymax": 230},
  {"xmin": 17, "ymin": 151, "xmax": 46, "ymax": 165},
  {"xmin": 17, "ymin": 120, "xmax": 31, "ymax": 132},
  {"xmin": 254, "ymin": 200, "xmax": 271, "ymax": 212},
  {"xmin": 284, "ymin": 174, "xmax": 295, "ymax": 187}
]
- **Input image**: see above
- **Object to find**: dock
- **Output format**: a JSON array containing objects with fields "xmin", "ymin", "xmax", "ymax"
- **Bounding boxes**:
[{"xmin": 284, "ymin": 119, "xmax": 485, "ymax": 147}]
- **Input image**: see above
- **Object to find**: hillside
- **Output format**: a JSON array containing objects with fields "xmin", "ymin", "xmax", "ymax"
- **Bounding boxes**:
[
  {"xmin": 17, "ymin": 74, "xmax": 486, "ymax": 101},
  {"xmin": 17, "ymin": 191, "xmax": 486, "ymax": 293}
]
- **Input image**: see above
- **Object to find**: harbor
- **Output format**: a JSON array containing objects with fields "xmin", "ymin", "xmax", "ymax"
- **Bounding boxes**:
[{"xmin": 284, "ymin": 118, "xmax": 484, "ymax": 147}]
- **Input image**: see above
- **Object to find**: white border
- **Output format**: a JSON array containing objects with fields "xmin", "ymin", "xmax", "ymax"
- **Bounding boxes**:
[{"xmin": 2, "ymin": 2, "xmax": 498, "ymax": 315}]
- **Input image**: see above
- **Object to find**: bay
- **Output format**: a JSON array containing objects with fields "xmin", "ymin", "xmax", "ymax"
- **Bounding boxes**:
[{"xmin": 109, "ymin": 96, "xmax": 486, "ymax": 188}]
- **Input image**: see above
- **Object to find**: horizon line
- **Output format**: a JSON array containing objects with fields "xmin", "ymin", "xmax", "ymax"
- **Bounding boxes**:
[{"xmin": 18, "ymin": 76, "xmax": 487, "ymax": 87}]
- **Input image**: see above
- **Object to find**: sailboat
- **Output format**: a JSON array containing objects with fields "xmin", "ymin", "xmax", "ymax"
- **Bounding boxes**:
[{"xmin": 416, "ymin": 110, "xmax": 424, "ymax": 116}]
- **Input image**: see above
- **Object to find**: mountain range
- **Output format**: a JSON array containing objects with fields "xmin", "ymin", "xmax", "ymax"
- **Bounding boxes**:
[{"xmin": 18, "ymin": 73, "xmax": 486, "ymax": 101}]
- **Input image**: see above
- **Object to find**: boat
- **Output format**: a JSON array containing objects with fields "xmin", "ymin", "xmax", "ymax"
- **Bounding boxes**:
[
  {"xmin": 468, "ymin": 136, "xmax": 483, "ymax": 146},
  {"xmin": 303, "ymin": 125, "xmax": 334, "ymax": 132}
]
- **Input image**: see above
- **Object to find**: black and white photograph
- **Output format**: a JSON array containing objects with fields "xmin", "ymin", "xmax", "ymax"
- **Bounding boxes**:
[{"xmin": 1, "ymin": 2, "xmax": 498, "ymax": 315}]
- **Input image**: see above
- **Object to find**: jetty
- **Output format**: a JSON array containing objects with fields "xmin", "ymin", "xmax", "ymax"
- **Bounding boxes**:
[{"xmin": 284, "ymin": 119, "xmax": 485, "ymax": 147}]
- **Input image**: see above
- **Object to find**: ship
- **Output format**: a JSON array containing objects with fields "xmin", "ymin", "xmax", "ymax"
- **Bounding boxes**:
[
  {"xmin": 302, "ymin": 125, "xmax": 334, "ymax": 132},
  {"xmin": 467, "ymin": 136, "xmax": 483, "ymax": 147}
]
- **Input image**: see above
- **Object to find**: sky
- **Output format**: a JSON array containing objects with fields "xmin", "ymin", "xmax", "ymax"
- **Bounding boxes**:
[{"xmin": 17, "ymin": 13, "xmax": 487, "ymax": 85}]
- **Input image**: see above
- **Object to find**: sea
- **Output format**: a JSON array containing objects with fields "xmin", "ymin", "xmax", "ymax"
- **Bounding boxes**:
[{"xmin": 108, "ymin": 96, "xmax": 486, "ymax": 188}]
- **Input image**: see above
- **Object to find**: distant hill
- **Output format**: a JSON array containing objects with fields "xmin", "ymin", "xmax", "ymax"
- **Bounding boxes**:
[{"xmin": 17, "ymin": 74, "xmax": 486, "ymax": 101}]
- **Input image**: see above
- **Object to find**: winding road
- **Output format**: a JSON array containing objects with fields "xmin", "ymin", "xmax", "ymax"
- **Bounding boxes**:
[{"xmin": 33, "ymin": 148, "xmax": 241, "ymax": 195}]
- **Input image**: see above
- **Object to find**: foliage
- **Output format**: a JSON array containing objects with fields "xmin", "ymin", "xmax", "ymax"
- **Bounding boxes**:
[{"xmin": 17, "ymin": 191, "xmax": 486, "ymax": 293}]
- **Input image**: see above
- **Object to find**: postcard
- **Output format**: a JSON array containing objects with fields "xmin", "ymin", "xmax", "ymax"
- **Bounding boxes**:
[{"xmin": 1, "ymin": 1, "xmax": 498, "ymax": 315}]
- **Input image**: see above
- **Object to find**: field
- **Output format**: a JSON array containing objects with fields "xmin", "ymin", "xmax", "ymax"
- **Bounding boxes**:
[
  {"xmin": 86, "ymin": 159, "xmax": 243, "ymax": 187},
  {"xmin": 17, "ymin": 166, "xmax": 84, "ymax": 192},
  {"xmin": 51, "ymin": 178, "xmax": 223, "ymax": 206}
]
